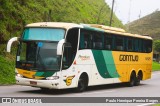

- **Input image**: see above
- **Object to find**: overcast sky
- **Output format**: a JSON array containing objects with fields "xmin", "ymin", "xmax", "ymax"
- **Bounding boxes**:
[{"xmin": 105, "ymin": 0, "xmax": 160, "ymax": 24}]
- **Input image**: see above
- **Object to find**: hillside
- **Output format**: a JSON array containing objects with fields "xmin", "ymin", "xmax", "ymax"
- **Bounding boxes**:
[
  {"xmin": 0, "ymin": 0, "xmax": 124, "ymax": 84},
  {"xmin": 126, "ymin": 11, "xmax": 160, "ymax": 40},
  {"xmin": 0, "ymin": 0, "xmax": 123, "ymax": 45}
]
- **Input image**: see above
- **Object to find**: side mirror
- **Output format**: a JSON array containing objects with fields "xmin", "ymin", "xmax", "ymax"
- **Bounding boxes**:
[
  {"xmin": 57, "ymin": 39, "xmax": 65, "ymax": 55},
  {"xmin": 7, "ymin": 37, "xmax": 20, "ymax": 53}
]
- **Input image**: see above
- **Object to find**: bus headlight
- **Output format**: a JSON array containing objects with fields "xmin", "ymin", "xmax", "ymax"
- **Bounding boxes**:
[
  {"xmin": 16, "ymin": 72, "xmax": 23, "ymax": 77},
  {"xmin": 46, "ymin": 76, "xmax": 59, "ymax": 80}
]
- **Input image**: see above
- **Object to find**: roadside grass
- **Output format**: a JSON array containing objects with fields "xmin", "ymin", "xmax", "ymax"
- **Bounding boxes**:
[
  {"xmin": 0, "ymin": 55, "xmax": 15, "ymax": 85},
  {"xmin": 152, "ymin": 61, "xmax": 160, "ymax": 71},
  {"xmin": 154, "ymin": 104, "xmax": 160, "ymax": 106}
]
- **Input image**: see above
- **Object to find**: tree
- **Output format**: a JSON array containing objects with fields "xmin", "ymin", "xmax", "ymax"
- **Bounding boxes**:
[
  {"xmin": 96, "ymin": 3, "xmax": 106, "ymax": 24},
  {"xmin": 153, "ymin": 40, "xmax": 160, "ymax": 62},
  {"xmin": 154, "ymin": 40, "xmax": 160, "ymax": 52}
]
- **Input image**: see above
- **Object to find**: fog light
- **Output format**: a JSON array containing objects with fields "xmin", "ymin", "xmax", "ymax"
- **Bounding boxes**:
[{"xmin": 46, "ymin": 76, "xmax": 59, "ymax": 80}]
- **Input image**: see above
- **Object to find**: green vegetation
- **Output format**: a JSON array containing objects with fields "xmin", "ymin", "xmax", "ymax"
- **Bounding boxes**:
[
  {"xmin": 152, "ymin": 61, "xmax": 160, "ymax": 71},
  {"xmin": 154, "ymin": 40, "xmax": 160, "ymax": 52},
  {"xmin": 126, "ymin": 11, "xmax": 160, "ymax": 40},
  {"xmin": 0, "ymin": 0, "xmax": 123, "ymax": 44},
  {"xmin": 154, "ymin": 104, "xmax": 160, "ymax": 106},
  {"xmin": 0, "ymin": 0, "xmax": 124, "ymax": 84},
  {"xmin": 0, "ymin": 55, "xmax": 15, "ymax": 84}
]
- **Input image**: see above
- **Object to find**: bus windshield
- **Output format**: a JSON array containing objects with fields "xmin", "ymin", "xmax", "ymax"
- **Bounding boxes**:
[
  {"xmin": 16, "ymin": 28, "xmax": 65, "ymax": 71},
  {"xmin": 16, "ymin": 41, "xmax": 61, "ymax": 71}
]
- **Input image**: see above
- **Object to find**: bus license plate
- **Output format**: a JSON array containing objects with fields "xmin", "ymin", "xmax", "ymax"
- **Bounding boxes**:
[{"xmin": 30, "ymin": 81, "xmax": 37, "ymax": 85}]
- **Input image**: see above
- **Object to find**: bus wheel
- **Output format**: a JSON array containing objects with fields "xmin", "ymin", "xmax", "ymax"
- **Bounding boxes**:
[
  {"xmin": 135, "ymin": 72, "xmax": 142, "ymax": 86},
  {"xmin": 128, "ymin": 72, "xmax": 136, "ymax": 87},
  {"xmin": 135, "ymin": 77, "xmax": 140, "ymax": 86},
  {"xmin": 77, "ymin": 74, "xmax": 88, "ymax": 92}
]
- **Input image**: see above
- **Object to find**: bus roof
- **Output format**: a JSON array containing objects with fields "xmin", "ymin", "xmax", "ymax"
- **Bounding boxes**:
[
  {"xmin": 25, "ymin": 22, "xmax": 152, "ymax": 40},
  {"xmin": 25, "ymin": 22, "xmax": 83, "ymax": 29},
  {"xmin": 82, "ymin": 24, "xmax": 152, "ymax": 40}
]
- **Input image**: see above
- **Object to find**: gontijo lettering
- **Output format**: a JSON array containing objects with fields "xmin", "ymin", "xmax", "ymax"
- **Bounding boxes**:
[{"xmin": 119, "ymin": 55, "xmax": 139, "ymax": 61}]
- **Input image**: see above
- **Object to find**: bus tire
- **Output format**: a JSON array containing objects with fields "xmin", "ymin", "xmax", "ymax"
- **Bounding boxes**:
[
  {"xmin": 135, "ymin": 71, "xmax": 142, "ymax": 86},
  {"xmin": 76, "ymin": 73, "xmax": 88, "ymax": 92},
  {"xmin": 135, "ymin": 77, "xmax": 140, "ymax": 86},
  {"xmin": 128, "ymin": 72, "xmax": 136, "ymax": 87}
]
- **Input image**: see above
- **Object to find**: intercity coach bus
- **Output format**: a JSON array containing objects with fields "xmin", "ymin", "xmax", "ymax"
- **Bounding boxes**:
[{"xmin": 7, "ymin": 22, "xmax": 153, "ymax": 92}]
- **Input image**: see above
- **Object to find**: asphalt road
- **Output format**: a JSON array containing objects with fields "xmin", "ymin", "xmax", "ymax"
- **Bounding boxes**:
[{"xmin": 0, "ymin": 71, "xmax": 160, "ymax": 106}]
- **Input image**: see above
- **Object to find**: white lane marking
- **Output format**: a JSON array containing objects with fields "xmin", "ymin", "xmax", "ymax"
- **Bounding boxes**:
[{"xmin": 137, "ymin": 103, "xmax": 155, "ymax": 106}]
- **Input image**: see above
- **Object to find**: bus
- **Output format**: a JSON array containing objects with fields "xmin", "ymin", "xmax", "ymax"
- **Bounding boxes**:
[{"xmin": 7, "ymin": 22, "xmax": 153, "ymax": 92}]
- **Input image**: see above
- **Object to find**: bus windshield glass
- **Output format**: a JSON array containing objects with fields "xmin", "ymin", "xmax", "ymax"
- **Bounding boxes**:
[
  {"xmin": 16, "ymin": 41, "xmax": 61, "ymax": 71},
  {"xmin": 23, "ymin": 28, "xmax": 65, "ymax": 41},
  {"xmin": 16, "ymin": 28, "xmax": 65, "ymax": 71}
]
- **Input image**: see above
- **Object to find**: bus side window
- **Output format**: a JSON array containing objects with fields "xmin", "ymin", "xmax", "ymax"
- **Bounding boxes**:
[
  {"xmin": 80, "ymin": 32, "xmax": 90, "ymax": 49},
  {"xmin": 84, "ymin": 34, "xmax": 90, "ymax": 48},
  {"xmin": 80, "ymin": 30, "xmax": 93, "ymax": 49},
  {"xmin": 138, "ymin": 39, "xmax": 143, "ymax": 52},
  {"xmin": 93, "ymin": 33, "xmax": 103, "ymax": 49},
  {"xmin": 115, "ymin": 36, "xmax": 124, "ymax": 51},
  {"xmin": 145, "ymin": 40, "xmax": 152, "ymax": 53},
  {"xmin": 127, "ymin": 38, "xmax": 133, "ymax": 51},
  {"xmin": 134, "ymin": 39, "xmax": 139, "ymax": 52},
  {"xmin": 104, "ymin": 34, "xmax": 113, "ymax": 50},
  {"xmin": 80, "ymin": 33, "xmax": 85, "ymax": 49},
  {"xmin": 142, "ymin": 40, "xmax": 146, "ymax": 52}
]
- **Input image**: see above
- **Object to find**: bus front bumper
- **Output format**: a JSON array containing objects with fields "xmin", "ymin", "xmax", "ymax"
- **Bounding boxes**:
[{"xmin": 16, "ymin": 76, "xmax": 60, "ymax": 89}]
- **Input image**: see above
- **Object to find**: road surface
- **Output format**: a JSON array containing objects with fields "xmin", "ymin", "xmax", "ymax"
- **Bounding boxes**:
[{"xmin": 0, "ymin": 71, "xmax": 160, "ymax": 106}]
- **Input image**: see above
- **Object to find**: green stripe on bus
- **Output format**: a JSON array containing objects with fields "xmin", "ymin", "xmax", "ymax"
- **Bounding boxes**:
[
  {"xmin": 92, "ymin": 50, "xmax": 112, "ymax": 78},
  {"xmin": 35, "ymin": 72, "xmax": 44, "ymax": 76},
  {"xmin": 102, "ymin": 51, "xmax": 119, "ymax": 78},
  {"xmin": 41, "ymin": 71, "xmax": 55, "ymax": 77},
  {"xmin": 92, "ymin": 50, "xmax": 119, "ymax": 78},
  {"xmin": 35, "ymin": 71, "xmax": 55, "ymax": 77}
]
